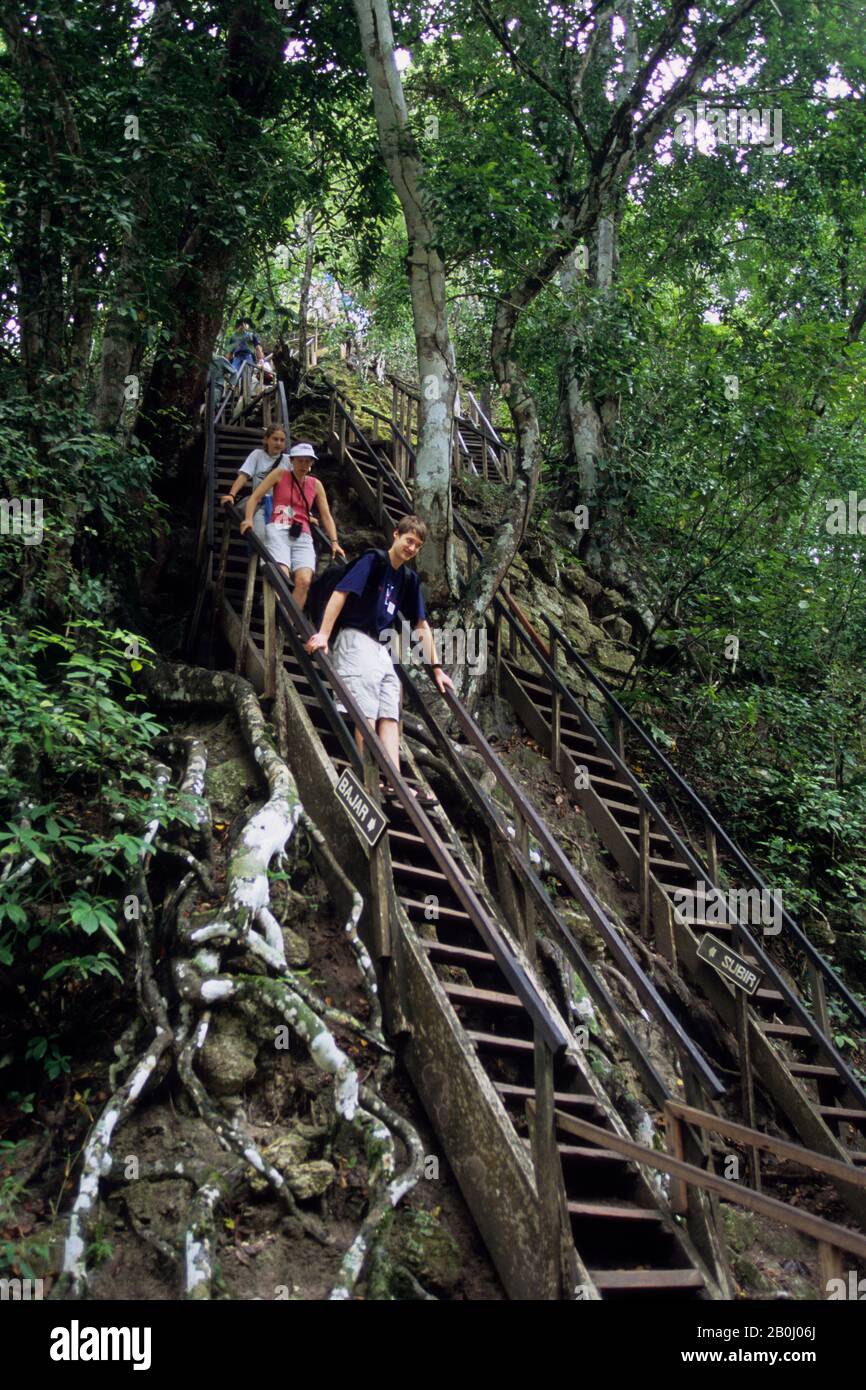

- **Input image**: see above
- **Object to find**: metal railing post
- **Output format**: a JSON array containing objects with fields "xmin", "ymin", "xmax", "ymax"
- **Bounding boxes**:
[
  {"xmin": 236, "ymin": 552, "xmax": 257, "ymax": 676},
  {"xmin": 528, "ymin": 1039, "xmax": 564, "ymax": 1300},
  {"xmin": 263, "ymin": 576, "xmax": 276, "ymax": 699},
  {"xmin": 549, "ymin": 626, "xmax": 561, "ymax": 772},
  {"xmin": 639, "ymin": 806, "xmax": 651, "ymax": 940}
]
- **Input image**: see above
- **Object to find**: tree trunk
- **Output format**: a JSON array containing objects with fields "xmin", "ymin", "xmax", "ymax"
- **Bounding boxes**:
[
  {"xmin": 297, "ymin": 210, "xmax": 315, "ymax": 380},
  {"xmin": 559, "ymin": 208, "xmax": 620, "ymax": 511},
  {"xmin": 560, "ymin": 7, "xmax": 637, "ymax": 515},
  {"xmin": 138, "ymin": 239, "xmax": 235, "ymax": 469},
  {"xmin": 352, "ymin": 0, "xmax": 458, "ymax": 602}
]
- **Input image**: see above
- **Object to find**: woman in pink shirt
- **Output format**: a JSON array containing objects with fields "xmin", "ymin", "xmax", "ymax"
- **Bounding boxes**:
[{"xmin": 241, "ymin": 441, "xmax": 344, "ymax": 610}]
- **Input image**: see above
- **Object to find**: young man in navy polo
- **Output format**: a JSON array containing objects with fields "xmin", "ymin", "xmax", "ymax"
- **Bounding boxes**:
[{"xmin": 304, "ymin": 516, "xmax": 454, "ymax": 783}]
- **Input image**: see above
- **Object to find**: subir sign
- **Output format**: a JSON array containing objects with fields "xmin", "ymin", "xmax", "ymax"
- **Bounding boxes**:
[
  {"xmin": 335, "ymin": 768, "xmax": 387, "ymax": 848},
  {"xmin": 697, "ymin": 932, "xmax": 762, "ymax": 996}
]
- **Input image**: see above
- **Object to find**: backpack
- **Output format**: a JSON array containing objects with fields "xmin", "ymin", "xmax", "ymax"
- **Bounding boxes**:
[{"xmin": 307, "ymin": 548, "xmax": 391, "ymax": 637}]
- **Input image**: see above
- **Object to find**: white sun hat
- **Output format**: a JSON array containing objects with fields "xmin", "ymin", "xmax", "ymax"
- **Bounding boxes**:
[{"xmin": 290, "ymin": 441, "xmax": 317, "ymax": 458}]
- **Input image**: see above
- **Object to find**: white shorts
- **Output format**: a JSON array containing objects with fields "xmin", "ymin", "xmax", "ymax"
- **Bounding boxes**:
[
  {"xmin": 332, "ymin": 628, "xmax": 401, "ymax": 724},
  {"xmin": 264, "ymin": 524, "xmax": 316, "ymax": 573}
]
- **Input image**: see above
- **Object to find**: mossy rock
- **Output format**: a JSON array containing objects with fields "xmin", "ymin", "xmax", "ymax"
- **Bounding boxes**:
[
  {"xmin": 562, "ymin": 565, "xmax": 605, "ymax": 604},
  {"xmin": 391, "ymin": 1209, "xmax": 461, "ymax": 1294},
  {"xmin": 731, "ymin": 1253, "xmax": 775, "ymax": 1294},
  {"xmin": 509, "ymin": 743, "xmax": 553, "ymax": 779},
  {"xmin": 282, "ymin": 925, "xmax": 310, "ymax": 967},
  {"xmin": 597, "ymin": 587, "xmax": 628, "ymax": 617},
  {"xmin": 563, "ymin": 623, "xmax": 593, "ymax": 655},
  {"xmin": 284, "ymin": 1160, "xmax": 336, "ymax": 1200},
  {"xmin": 263, "ymin": 1130, "xmax": 311, "ymax": 1170},
  {"xmin": 722, "ymin": 1205, "xmax": 758, "ymax": 1252},
  {"xmin": 601, "ymin": 614, "xmax": 633, "ymax": 645},
  {"xmin": 561, "ymin": 907, "xmax": 604, "ymax": 961},
  {"xmin": 561, "ymin": 590, "xmax": 592, "ymax": 625},
  {"xmin": 594, "ymin": 642, "xmax": 635, "ymax": 675},
  {"xmin": 205, "ymin": 755, "xmax": 259, "ymax": 818}
]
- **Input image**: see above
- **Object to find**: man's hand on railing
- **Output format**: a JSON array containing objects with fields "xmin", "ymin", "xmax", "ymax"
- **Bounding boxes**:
[
  {"xmin": 239, "ymin": 517, "xmax": 252, "ymax": 536},
  {"xmin": 305, "ymin": 632, "xmax": 329, "ymax": 655},
  {"xmin": 219, "ymin": 493, "xmax": 236, "ymax": 508},
  {"xmin": 432, "ymin": 666, "xmax": 455, "ymax": 695}
]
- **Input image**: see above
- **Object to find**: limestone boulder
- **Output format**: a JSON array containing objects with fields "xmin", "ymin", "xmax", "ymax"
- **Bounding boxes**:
[{"xmin": 198, "ymin": 1010, "xmax": 259, "ymax": 1097}]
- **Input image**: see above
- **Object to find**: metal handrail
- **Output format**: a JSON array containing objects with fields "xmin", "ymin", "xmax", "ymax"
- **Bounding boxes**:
[
  {"xmin": 546, "ymin": 616, "xmax": 866, "ymax": 1035},
  {"xmin": 205, "ymin": 375, "xmax": 216, "ymax": 549},
  {"xmin": 466, "ymin": 389, "xmax": 504, "ymax": 448}
]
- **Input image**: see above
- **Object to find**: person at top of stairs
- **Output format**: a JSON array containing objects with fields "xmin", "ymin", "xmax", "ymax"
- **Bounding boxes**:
[
  {"xmin": 219, "ymin": 423, "xmax": 289, "ymax": 540},
  {"xmin": 224, "ymin": 316, "xmax": 263, "ymax": 379},
  {"xmin": 241, "ymin": 440, "xmax": 345, "ymax": 610},
  {"xmin": 304, "ymin": 515, "xmax": 454, "ymax": 795}
]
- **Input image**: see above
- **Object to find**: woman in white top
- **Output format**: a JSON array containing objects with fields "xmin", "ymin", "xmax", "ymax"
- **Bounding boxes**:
[{"xmin": 219, "ymin": 423, "xmax": 289, "ymax": 539}]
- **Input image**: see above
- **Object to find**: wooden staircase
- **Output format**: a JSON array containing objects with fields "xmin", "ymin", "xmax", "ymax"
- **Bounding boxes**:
[{"xmin": 203, "ymin": 404, "xmax": 719, "ymax": 1300}]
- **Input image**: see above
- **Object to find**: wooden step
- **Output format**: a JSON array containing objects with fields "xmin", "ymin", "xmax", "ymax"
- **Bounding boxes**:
[
  {"xmin": 387, "ymin": 829, "xmax": 428, "ymax": 848},
  {"xmin": 467, "ymin": 1030, "xmax": 533, "ymax": 1054},
  {"xmin": 443, "ymin": 983, "xmax": 522, "ymax": 1009},
  {"xmin": 561, "ymin": 746, "xmax": 617, "ymax": 772},
  {"xmin": 623, "ymin": 825, "xmax": 679, "ymax": 846},
  {"xmin": 399, "ymin": 898, "xmax": 471, "ymax": 924},
  {"xmin": 649, "ymin": 857, "xmax": 693, "ymax": 874},
  {"xmin": 568, "ymin": 1200, "xmax": 663, "ymax": 1222},
  {"xmin": 417, "ymin": 938, "xmax": 494, "ymax": 964},
  {"xmin": 591, "ymin": 1268, "xmax": 704, "ymax": 1291},
  {"xmin": 600, "ymin": 796, "xmax": 641, "ymax": 817},
  {"xmin": 556, "ymin": 1145, "xmax": 631, "ymax": 1163},
  {"xmin": 587, "ymin": 772, "xmax": 640, "ymax": 797},
  {"xmin": 331, "ymin": 758, "xmax": 426, "ymax": 792},
  {"xmin": 390, "ymin": 860, "xmax": 448, "ymax": 883},
  {"xmin": 660, "ymin": 884, "xmax": 740, "ymax": 915},
  {"xmin": 819, "ymin": 1107, "xmax": 866, "ymax": 1123},
  {"xmin": 761, "ymin": 1022, "xmax": 812, "ymax": 1039},
  {"xmin": 788, "ymin": 1062, "xmax": 840, "ymax": 1079},
  {"xmin": 494, "ymin": 1083, "xmax": 602, "ymax": 1111}
]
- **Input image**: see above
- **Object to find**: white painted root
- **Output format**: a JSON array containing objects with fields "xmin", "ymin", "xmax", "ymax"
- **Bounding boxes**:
[
  {"xmin": 62, "ymin": 1028, "xmax": 172, "ymax": 1295},
  {"xmin": 329, "ymin": 1085, "xmax": 426, "ymax": 1300}
]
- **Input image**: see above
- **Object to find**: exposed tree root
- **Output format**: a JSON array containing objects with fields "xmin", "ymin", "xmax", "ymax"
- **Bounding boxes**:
[
  {"xmin": 56, "ymin": 660, "xmax": 423, "ymax": 1300},
  {"xmin": 329, "ymin": 1085, "xmax": 426, "ymax": 1300}
]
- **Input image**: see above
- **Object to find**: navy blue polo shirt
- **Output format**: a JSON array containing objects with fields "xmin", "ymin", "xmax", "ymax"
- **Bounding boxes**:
[{"xmin": 336, "ymin": 553, "xmax": 426, "ymax": 637}]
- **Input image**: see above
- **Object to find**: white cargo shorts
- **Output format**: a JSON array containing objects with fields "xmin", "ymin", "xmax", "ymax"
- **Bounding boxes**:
[
  {"xmin": 332, "ymin": 628, "xmax": 401, "ymax": 723},
  {"xmin": 265, "ymin": 523, "xmax": 316, "ymax": 573}
]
